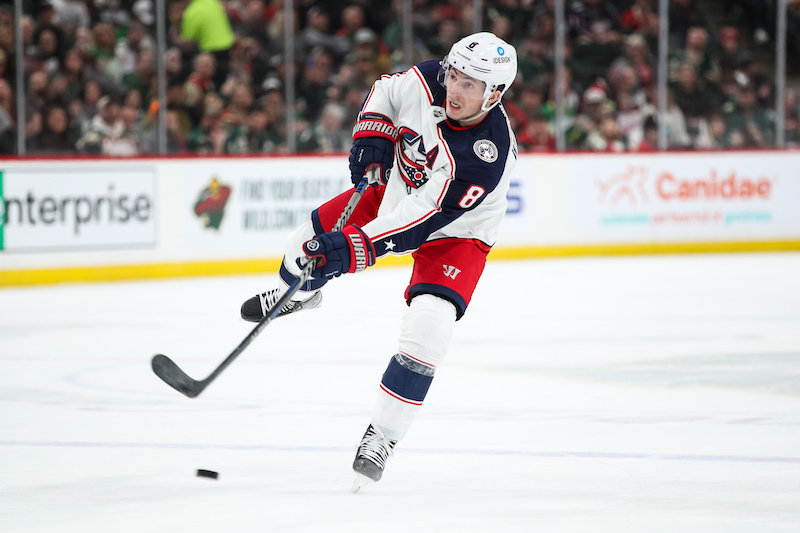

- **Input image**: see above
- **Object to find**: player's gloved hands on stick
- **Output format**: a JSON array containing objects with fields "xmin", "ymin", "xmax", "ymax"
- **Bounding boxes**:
[
  {"xmin": 349, "ymin": 114, "xmax": 398, "ymax": 187},
  {"xmin": 301, "ymin": 225, "xmax": 376, "ymax": 280}
]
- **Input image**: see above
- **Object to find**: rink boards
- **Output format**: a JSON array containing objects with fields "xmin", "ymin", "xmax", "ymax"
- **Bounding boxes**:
[{"xmin": 1, "ymin": 151, "xmax": 799, "ymax": 286}]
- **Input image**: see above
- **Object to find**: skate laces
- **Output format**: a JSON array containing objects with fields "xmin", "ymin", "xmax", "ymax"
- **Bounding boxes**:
[
  {"xmin": 257, "ymin": 289, "xmax": 294, "ymax": 317},
  {"xmin": 357, "ymin": 426, "xmax": 395, "ymax": 468}
]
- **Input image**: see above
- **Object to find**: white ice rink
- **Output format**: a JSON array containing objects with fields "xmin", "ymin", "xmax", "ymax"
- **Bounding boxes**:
[{"xmin": 1, "ymin": 253, "xmax": 799, "ymax": 532}]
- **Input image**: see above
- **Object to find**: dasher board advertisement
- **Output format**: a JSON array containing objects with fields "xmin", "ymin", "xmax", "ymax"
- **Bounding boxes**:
[
  {"xmin": 0, "ymin": 166, "xmax": 157, "ymax": 252},
  {"xmin": 568, "ymin": 152, "xmax": 800, "ymax": 243},
  {"xmin": 182, "ymin": 159, "xmax": 351, "ymax": 256}
]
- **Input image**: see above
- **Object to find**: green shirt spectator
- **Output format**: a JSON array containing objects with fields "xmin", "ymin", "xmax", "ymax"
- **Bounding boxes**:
[{"xmin": 181, "ymin": 0, "xmax": 235, "ymax": 52}]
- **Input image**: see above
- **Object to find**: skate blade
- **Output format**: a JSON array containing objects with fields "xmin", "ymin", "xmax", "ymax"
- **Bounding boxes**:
[{"xmin": 351, "ymin": 472, "xmax": 374, "ymax": 494}]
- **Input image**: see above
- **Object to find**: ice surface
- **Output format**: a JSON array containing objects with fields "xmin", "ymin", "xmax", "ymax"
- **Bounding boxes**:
[{"xmin": 1, "ymin": 253, "xmax": 799, "ymax": 532}]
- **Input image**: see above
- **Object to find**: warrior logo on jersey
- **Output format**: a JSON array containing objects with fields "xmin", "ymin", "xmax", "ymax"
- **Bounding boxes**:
[
  {"xmin": 397, "ymin": 127, "xmax": 439, "ymax": 189},
  {"xmin": 473, "ymin": 139, "xmax": 498, "ymax": 163}
]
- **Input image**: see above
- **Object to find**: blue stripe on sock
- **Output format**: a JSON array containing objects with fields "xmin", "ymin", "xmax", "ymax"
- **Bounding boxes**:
[{"xmin": 380, "ymin": 356, "xmax": 434, "ymax": 403}]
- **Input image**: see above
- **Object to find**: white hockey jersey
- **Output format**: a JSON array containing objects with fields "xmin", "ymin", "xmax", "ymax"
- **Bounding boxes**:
[{"xmin": 358, "ymin": 60, "xmax": 518, "ymax": 258}]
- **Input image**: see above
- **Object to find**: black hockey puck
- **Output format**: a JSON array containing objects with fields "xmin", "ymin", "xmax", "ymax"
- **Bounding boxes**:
[{"xmin": 196, "ymin": 469, "xmax": 218, "ymax": 479}]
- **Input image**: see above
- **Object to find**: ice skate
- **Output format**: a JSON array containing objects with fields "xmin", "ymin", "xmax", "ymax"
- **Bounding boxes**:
[
  {"xmin": 240, "ymin": 288, "xmax": 322, "ymax": 322},
  {"xmin": 351, "ymin": 424, "xmax": 396, "ymax": 493}
]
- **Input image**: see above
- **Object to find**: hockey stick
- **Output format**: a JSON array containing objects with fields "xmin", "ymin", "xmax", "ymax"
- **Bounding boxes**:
[{"xmin": 151, "ymin": 167, "xmax": 380, "ymax": 398}]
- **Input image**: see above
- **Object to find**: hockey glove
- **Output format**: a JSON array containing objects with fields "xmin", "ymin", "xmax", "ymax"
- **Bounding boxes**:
[
  {"xmin": 301, "ymin": 225, "xmax": 376, "ymax": 280},
  {"xmin": 349, "ymin": 114, "xmax": 398, "ymax": 187}
]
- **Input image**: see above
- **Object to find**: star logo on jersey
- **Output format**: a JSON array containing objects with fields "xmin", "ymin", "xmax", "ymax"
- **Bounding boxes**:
[
  {"xmin": 384, "ymin": 239, "xmax": 396, "ymax": 251},
  {"xmin": 397, "ymin": 127, "xmax": 439, "ymax": 189}
]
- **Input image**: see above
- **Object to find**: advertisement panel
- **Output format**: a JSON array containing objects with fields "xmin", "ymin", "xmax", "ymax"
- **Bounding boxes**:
[
  {"xmin": 0, "ymin": 166, "xmax": 157, "ymax": 252},
  {"xmin": 567, "ymin": 152, "xmax": 800, "ymax": 243},
  {"xmin": 182, "ymin": 158, "xmax": 351, "ymax": 256}
]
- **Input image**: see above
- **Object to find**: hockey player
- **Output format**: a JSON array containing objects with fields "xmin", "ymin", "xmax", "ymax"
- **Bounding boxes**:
[{"xmin": 240, "ymin": 32, "xmax": 518, "ymax": 491}]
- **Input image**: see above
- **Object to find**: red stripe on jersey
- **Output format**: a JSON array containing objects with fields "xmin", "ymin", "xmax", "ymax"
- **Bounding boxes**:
[
  {"xmin": 372, "ymin": 208, "xmax": 439, "ymax": 240},
  {"xmin": 412, "ymin": 66, "xmax": 434, "ymax": 104},
  {"xmin": 380, "ymin": 383, "xmax": 423, "ymax": 406}
]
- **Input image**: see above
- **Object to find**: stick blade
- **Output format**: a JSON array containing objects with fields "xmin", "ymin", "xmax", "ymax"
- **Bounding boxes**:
[{"xmin": 151, "ymin": 354, "xmax": 204, "ymax": 398}]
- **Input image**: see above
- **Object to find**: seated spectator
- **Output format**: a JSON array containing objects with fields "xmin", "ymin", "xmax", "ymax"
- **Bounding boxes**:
[
  {"xmin": 669, "ymin": 0, "xmax": 708, "ymax": 45},
  {"xmin": 621, "ymin": 0, "xmax": 659, "ymax": 41},
  {"xmin": 25, "ymin": 111, "xmax": 43, "ymax": 153},
  {"xmin": 695, "ymin": 112, "xmax": 731, "ymax": 149},
  {"xmin": 722, "ymin": 80, "xmax": 774, "ymax": 147},
  {"xmin": 183, "ymin": 53, "xmax": 217, "ymax": 126},
  {"xmin": 669, "ymin": 26, "xmax": 719, "ymax": 86},
  {"xmin": 517, "ymin": 38, "xmax": 554, "ymax": 86},
  {"xmin": 34, "ymin": 106, "xmax": 78, "ymax": 154},
  {"xmin": 165, "ymin": 109, "xmax": 189, "ymax": 154},
  {"xmin": 635, "ymin": 114, "xmax": 659, "ymax": 151},
  {"xmin": 187, "ymin": 93, "xmax": 228, "ymax": 154},
  {"xmin": 115, "ymin": 21, "xmax": 155, "ymax": 77},
  {"xmin": 28, "ymin": 26, "xmax": 62, "ymax": 75},
  {"xmin": 517, "ymin": 112, "xmax": 556, "ymax": 151},
  {"xmin": 566, "ymin": 85, "xmax": 613, "ymax": 149},
  {"xmin": 297, "ymin": 101, "xmax": 351, "ymax": 153},
  {"xmin": 77, "ymin": 95, "xmax": 138, "ymax": 155},
  {"xmin": 568, "ymin": 0, "xmax": 624, "ymax": 81},
  {"xmin": 670, "ymin": 62, "xmax": 718, "ymax": 144},
  {"xmin": 298, "ymin": 6, "xmax": 350, "ymax": 64},
  {"xmin": 617, "ymin": 33, "xmax": 654, "ymax": 89},
  {"xmin": 586, "ymin": 114, "xmax": 627, "ymax": 151},
  {"xmin": 221, "ymin": 82, "xmax": 254, "ymax": 127},
  {"xmin": 784, "ymin": 88, "xmax": 800, "ymax": 146},
  {"xmin": 122, "ymin": 49, "xmax": 155, "ymax": 104},
  {"xmin": 717, "ymin": 26, "xmax": 748, "ymax": 95},
  {"xmin": 0, "ymin": 79, "xmax": 13, "ymax": 154}
]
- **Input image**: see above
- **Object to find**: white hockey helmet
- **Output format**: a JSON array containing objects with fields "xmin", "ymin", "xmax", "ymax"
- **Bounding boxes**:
[{"xmin": 441, "ymin": 32, "xmax": 518, "ymax": 112}]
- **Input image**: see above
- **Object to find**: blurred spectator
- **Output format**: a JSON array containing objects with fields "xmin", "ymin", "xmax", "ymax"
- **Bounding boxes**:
[
  {"xmin": 566, "ymin": 85, "xmax": 613, "ymax": 149},
  {"xmin": 25, "ymin": 110, "xmax": 43, "ymax": 152},
  {"xmin": 28, "ymin": 26, "xmax": 62, "ymax": 75},
  {"xmin": 517, "ymin": 38, "xmax": 553, "ymax": 86},
  {"xmin": 122, "ymin": 48, "xmax": 155, "ymax": 105},
  {"xmin": 620, "ymin": 0, "xmax": 659, "ymax": 44},
  {"xmin": 179, "ymin": 0, "xmax": 235, "ymax": 88},
  {"xmin": 669, "ymin": 26, "xmax": 719, "ymax": 85},
  {"xmin": 617, "ymin": 33, "xmax": 653, "ymax": 89},
  {"xmin": 297, "ymin": 51, "xmax": 333, "ymax": 122},
  {"xmin": 669, "ymin": 0, "xmax": 707, "ymax": 46},
  {"xmin": 722, "ymin": 80, "xmax": 774, "ymax": 147},
  {"xmin": 296, "ymin": 102, "xmax": 350, "ymax": 153},
  {"xmin": 299, "ymin": 6, "xmax": 350, "ymax": 63},
  {"xmin": 568, "ymin": 0, "xmax": 624, "ymax": 83},
  {"xmin": 717, "ymin": 26, "xmax": 748, "ymax": 95},
  {"xmin": 115, "ymin": 21, "xmax": 155, "ymax": 77},
  {"xmin": 77, "ymin": 95, "xmax": 138, "ymax": 155},
  {"xmin": 186, "ymin": 97, "xmax": 227, "ymax": 154},
  {"xmin": 183, "ymin": 52, "xmax": 217, "ymax": 125},
  {"xmin": 518, "ymin": 111, "xmax": 556, "ymax": 151},
  {"xmin": 586, "ymin": 114, "xmax": 627, "ymax": 151},
  {"xmin": 784, "ymin": 88, "xmax": 800, "ymax": 145},
  {"xmin": 51, "ymin": 0, "xmax": 91, "ymax": 34},
  {"xmin": 34, "ymin": 105, "xmax": 78, "ymax": 154},
  {"xmin": 165, "ymin": 109, "xmax": 189, "ymax": 154},
  {"xmin": 695, "ymin": 111, "xmax": 730, "ymax": 148},
  {"xmin": 670, "ymin": 62, "xmax": 717, "ymax": 144},
  {"xmin": 0, "ymin": 78, "xmax": 13, "ymax": 153},
  {"xmin": 635, "ymin": 114, "xmax": 659, "ymax": 151},
  {"xmin": 222, "ymin": 81, "xmax": 254, "ymax": 127},
  {"xmin": 224, "ymin": 109, "xmax": 278, "ymax": 153}
]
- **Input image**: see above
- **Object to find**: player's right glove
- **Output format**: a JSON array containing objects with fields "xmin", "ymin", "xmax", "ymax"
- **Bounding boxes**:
[
  {"xmin": 300, "ymin": 225, "xmax": 376, "ymax": 280},
  {"xmin": 349, "ymin": 113, "xmax": 398, "ymax": 187}
]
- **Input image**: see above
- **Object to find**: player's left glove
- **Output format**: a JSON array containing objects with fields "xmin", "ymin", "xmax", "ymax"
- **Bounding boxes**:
[
  {"xmin": 301, "ymin": 225, "xmax": 376, "ymax": 280},
  {"xmin": 349, "ymin": 114, "xmax": 398, "ymax": 187}
]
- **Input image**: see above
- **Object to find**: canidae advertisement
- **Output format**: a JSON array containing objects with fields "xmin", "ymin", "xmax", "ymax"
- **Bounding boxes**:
[
  {"xmin": 568, "ymin": 152, "xmax": 800, "ymax": 243},
  {"xmin": 0, "ymin": 167, "xmax": 156, "ymax": 252}
]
